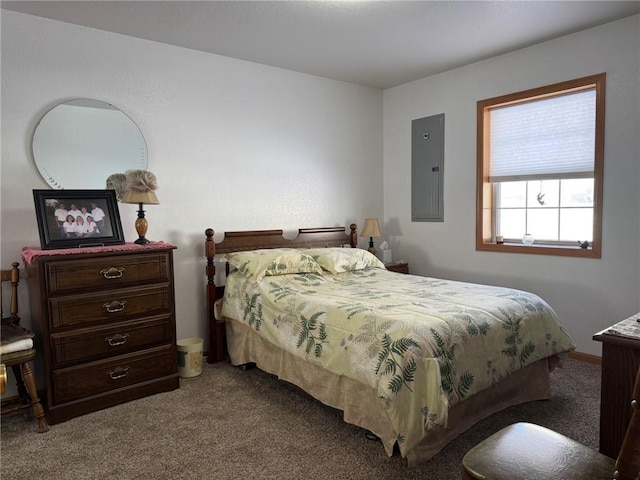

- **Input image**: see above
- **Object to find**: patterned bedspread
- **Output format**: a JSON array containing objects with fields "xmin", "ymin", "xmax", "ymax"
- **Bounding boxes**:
[{"xmin": 221, "ymin": 268, "xmax": 575, "ymax": 457}]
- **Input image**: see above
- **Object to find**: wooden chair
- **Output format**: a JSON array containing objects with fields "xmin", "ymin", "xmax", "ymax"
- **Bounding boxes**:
[
  {"xmin": 462, "ymin": 365, "xmax": 640, "ymax": 480},
  {"xmin": 1, "ymin": 262, "xmax": 49, "ymax": 432}
]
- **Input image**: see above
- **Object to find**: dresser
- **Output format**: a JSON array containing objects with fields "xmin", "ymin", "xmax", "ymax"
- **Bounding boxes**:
[
  {"xmin": 24, "ymin": 243, "xmax": 179, "ymax": 424},
  {"xmin": 592, "ymin": 313, "xmax": 640, "ymax": 459}
]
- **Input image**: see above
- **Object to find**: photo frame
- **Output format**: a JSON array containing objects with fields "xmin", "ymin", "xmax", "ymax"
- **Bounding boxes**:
[{"xmin": 33, "ymin": 189, "xmax": 125, "ymax": 250}]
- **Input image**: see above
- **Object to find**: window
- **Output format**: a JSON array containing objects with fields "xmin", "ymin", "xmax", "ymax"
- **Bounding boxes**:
[{"xmin": 476, "ymin": 73, "xmax": 605, "ymax": 257}]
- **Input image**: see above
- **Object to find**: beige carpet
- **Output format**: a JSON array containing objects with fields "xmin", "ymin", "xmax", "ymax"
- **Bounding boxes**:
[{"xmin": 1, "ymin": 358, "xmax": 600, "ymax": 480}]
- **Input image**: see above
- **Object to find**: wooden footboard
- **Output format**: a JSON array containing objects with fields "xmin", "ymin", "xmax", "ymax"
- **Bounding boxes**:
[{"xmin": 204, "ymin": 225, "xmax": 358, "ymax": 363}]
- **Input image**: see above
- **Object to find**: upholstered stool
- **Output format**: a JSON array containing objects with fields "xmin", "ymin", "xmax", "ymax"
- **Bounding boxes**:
[{"xmin": 461, "ymin": 422, "xmax": 615, "ymax": 480}]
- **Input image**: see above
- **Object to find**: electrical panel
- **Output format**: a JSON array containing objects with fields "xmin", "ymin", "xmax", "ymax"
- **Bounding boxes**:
[{"xmin": 411, "ymin": 114, "xmax": 444, "ymax": 222}]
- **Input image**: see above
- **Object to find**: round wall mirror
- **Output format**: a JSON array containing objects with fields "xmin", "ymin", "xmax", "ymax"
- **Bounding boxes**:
[{"xmin": 32, "ymin": 99, "xmax": 148, "ymax": 190}]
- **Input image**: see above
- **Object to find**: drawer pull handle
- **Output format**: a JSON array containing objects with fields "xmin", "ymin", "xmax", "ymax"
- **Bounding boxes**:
[
  {"xmin": 101, "ymin": 267, "xmax": 125, "ymax": 279},
  {"xmin": 103, "ymin": 300, "xmax": 127, "ymax": 313},
  {"xmin": 106, "ymin": 366, "xmax": 130, "ymax": 380},
  {"xmin": 105, "ymin": 333, "xmax": 129, "ymax": 347}
]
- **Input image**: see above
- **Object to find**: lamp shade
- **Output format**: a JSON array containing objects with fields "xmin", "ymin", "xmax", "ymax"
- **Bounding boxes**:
[
  {"xmin": 121, "ymin": 169, "xmax": 159, "ymax": 204},
  {"xmin": 121, "ymin": 190, "xmax": 159, "ymax": 205},
  {"xmin": 361, "ymin": 218, "xmax": 382, "ymax": 238}
]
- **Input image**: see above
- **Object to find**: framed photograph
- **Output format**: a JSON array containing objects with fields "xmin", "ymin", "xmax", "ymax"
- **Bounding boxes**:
[{"xmin": 33, "ymin": 189, "xmax": 125, "ymax": 250}]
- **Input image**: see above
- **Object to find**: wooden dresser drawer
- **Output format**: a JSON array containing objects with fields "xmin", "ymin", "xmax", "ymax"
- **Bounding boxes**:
[
  {"xmin": 49, "ymin": 285, "xmax": 172, "ymax": 330},
  {"xmin": 52, "ymin": 344, "xmax": 176, "ymax": 404},
  {"xmin": 50, "ymin": 315, "xmax": 174, "ymax": 366},
  {"xmin": 44, "ymin": 252, "xmax": 171, "ymax": 295}
]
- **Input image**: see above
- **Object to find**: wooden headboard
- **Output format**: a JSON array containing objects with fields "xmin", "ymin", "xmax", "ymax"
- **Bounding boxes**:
[{"xmin": 204, "ymin": 225, "xmax": 358, "ymax": 363}]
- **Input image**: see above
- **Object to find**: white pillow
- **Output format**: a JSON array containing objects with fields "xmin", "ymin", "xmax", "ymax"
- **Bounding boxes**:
[
  {"xmin": 305, "ymin": 248, "xmax": 385, "ymax": 274},
  {"xmin": 225, "ymin": 248, "xmax": 322, "ymax": 281}
]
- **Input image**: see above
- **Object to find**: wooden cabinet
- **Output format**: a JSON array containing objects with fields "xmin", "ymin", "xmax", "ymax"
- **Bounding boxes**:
[
  {"xmin": 385, "ymin": 262, "xmax": 409, "ymax": 274},
  {"xmin": 26, "ymin": 245, "xmax": 179, "ymax": 424},
  {"xmin": 592, "ymin": 313, "xmax": 640, "ymax": 459}
]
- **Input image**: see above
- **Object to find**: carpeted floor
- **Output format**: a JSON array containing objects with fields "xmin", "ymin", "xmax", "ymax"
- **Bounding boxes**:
[{"xmin": 1, "ymin": 358, "xmax": 600, "ymax": 480}]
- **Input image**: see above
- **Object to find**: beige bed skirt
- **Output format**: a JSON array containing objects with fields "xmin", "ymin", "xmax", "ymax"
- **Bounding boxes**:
[{"xmin": 225, "ymin": 317, "xmax": 554, "ymax": 466}]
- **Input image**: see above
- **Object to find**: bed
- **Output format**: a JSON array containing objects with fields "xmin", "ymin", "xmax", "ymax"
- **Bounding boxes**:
[{"xmin": 204, "ymin": 225, "xmax": 575, "ymax": 466}]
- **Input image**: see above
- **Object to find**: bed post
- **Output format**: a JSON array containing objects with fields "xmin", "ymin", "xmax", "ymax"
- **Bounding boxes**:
[
  {"xmin": 349, "ymin": 223, "xmax": 358, "ymax": 248},
  {"xmin": 205, "ymin": 228, "xmax": 226, "ymax": 363}
]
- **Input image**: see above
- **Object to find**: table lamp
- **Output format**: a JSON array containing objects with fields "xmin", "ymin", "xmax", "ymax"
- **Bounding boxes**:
[
  {"xmin": 360, "ymin": 218, "xmax": 382, "ymax": 255},
  {"xmin": 121, "ymin": 170, "xmax": 159, "ymax": 245}
]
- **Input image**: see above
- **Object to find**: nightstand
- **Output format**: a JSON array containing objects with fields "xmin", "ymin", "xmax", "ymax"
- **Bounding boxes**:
[{"xmin": 385, "ymin": 262, "xmax": 409, "ymax": 274}]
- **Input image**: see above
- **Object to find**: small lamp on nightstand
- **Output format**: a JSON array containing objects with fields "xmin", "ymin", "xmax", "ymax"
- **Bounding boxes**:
[
  {"xmin": 121, "ymin": 170, "xmax": 160, "ymax": 245},
  {"xmin": 360, "ymin": 218, "xmax": 382, "ymax": 255}
]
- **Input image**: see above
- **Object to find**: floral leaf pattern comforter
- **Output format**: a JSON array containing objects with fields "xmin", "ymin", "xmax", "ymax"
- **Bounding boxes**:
[{"xmin": 221, "ymin": 268, "xmax": 575, "ymax": 456}]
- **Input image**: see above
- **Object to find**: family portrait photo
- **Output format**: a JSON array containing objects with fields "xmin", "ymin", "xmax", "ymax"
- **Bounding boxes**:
[{"xmin": 33, "ymin": 189, "xmax": 125, "ymax": 249}]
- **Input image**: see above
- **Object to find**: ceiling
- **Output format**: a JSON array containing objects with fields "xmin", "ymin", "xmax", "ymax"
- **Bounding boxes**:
[{"xmin": 2, "ymin": 1, "xmax": 639, "ymax": 89}]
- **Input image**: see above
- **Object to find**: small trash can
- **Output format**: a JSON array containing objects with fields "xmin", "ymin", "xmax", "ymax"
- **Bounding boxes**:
[{"xmin": 177, "ymin": 338, "xmax": 203, "ymax": 378}]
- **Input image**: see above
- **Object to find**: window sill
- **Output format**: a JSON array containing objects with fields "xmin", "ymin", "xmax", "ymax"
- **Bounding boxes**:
[{"xmin": 477, "ymin": 241, "xmax": 600, "ymax": 258}]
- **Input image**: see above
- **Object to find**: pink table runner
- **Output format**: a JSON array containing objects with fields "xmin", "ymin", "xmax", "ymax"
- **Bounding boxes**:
[{"xmin": 22, "ymin": 241, "xmax": 175, "ymax": 265}]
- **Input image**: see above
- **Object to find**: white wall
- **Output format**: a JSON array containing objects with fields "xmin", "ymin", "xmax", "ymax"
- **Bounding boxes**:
[
  {"xmin": 0, "ymin": 11, "xmax": 383, "ymax": 369},
  {"xmin": 383, "ymin": 15, "xmax": 640, "ymax": 355}
]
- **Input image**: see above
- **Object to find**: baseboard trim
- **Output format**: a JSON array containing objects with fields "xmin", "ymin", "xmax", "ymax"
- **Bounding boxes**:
[{"xmin": 568, "ymin": 351, "xmax": 602, "ymax": 365}]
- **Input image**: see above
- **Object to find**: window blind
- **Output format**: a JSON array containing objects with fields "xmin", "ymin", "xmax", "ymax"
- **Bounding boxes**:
[{"xmin": 489, "ymin": 90, "xmax": 596, "ymax": 182}]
